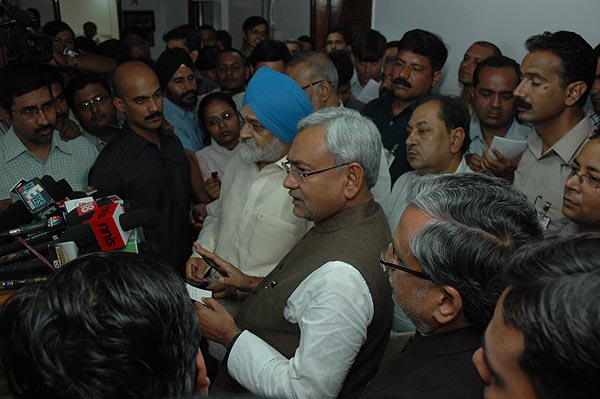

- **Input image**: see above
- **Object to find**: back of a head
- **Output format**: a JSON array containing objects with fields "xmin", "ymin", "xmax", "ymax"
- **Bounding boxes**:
[
  {"xmin": 197, "ymin": 45, "xmax": 220, "ymax": 71},
  {"xmin": 0, "ymin": 63, "xmax": 49, "ymax": 110},
  {"xmin": 297, "ymin": 107, "xmax": 381, "ymax": 188},
  {"xmin": 327, "ymin": 49, "xmax": 353, "ymax": 87},
  {"xmin": 525, "ymin": 31, "xmax": 597, "ymax": 107},
  {"xmin": 398, "ymin": 29, "xmax": 448, "ymax": 72},
  {"xmin": 405, "ymin": 173, "xmax": 543, "ymax": 326},
  {"xmin": 416, "ymin": 94, "xmax": 471, "ymax": 154},
  {"xmin": 501, "ymin": 234, "xmax": 600, "ymax": 399},
  {"xmin": 249, "ymin": 39, "xmax": 290, "ymax": 67},
  {"xmin": 0, "ymin": 252, "xmax": 201, "ymax": 399},
  {"xmin": 288, "ymin": 51, "xmax": 339, "ymax": 92},
  {"xmin": 351, "ymin": 28, "xmax": 386, "ymax": 62}
]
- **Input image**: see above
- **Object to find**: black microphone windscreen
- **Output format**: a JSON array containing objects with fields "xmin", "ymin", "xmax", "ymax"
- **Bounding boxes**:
[
  {"xmin": 47, "ymin": 179, "xmax": 73, "ymax": 202},
  {"xmin": 119, "ymin": 209, "xmax": 160, "ymax": 231},
  {"xmin": 59, "ymin": 224, "xmax": 97, "ymax": 248}
]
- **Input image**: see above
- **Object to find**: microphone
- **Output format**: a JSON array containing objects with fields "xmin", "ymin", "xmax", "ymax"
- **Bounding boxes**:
[
  {"xmin": 60, "ymin": 207, "xmax": 159, "ymax": 251},
  {"xmin": 0, "ymin": 258, "xmax": 50, "ymax": 279},
  {"xmin": 0, "ymin": 216, "xmax": 65, "ymax": 240},
  {"xmin": 0, "ymin": 176, "xmax": 72, "ymax": 230}
]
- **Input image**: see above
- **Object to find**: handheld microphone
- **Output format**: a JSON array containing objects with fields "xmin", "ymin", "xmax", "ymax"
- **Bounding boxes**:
[{"xmin": 0, "ymin": 216, "xmax": 65, "ymax": 240}]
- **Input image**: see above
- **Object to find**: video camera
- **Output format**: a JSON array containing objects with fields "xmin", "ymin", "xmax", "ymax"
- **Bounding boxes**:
[{"xmin": 0, "ymin": 0, "xmax": 52, "ymax": 66}]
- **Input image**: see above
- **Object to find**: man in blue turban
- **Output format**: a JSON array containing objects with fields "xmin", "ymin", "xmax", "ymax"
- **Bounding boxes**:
[{"xmin": 186, "ymin": 67, "xmax": 313, "ymax": 306}]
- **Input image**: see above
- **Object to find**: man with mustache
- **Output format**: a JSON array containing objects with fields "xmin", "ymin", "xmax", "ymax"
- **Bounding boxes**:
[
  {"xmin": 364, "ymin": 29, "xmax": 448, "ymax": 184},
  {"xmin": 66, "ymin": 73, "xmax": 121, "ymax": 152},
  {"xmin": 186, "ymin": 67, "xmax": 312, "ymax": 304},
  {"xmin": 156, "ymin": 47, "xmax": 204, "ymax": 152},
  {"xmin": 465, "ymin": 56, "xmax": 530, "ymax": 179},
  {"xmin": 512, "ymin": 31, "xmax": 597, "ymax": 236},
  {"xmin": 89, "ymin": 61, "xmax": 200, "ymax": 272},
  {"xmin": 0, "ymin": 63, "xmax": 98, "ymax": 204}
]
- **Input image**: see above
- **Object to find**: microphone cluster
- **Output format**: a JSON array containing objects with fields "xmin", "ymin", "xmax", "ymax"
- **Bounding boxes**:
[{"xmin": 0, "ymin": 176, "xmax": 159, "ymax": 289}]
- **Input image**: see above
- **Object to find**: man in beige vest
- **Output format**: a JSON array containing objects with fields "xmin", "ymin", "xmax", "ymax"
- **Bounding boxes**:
[{"xmin": 193, "ymin": 107, "xmax": 392, "ymax": 398}]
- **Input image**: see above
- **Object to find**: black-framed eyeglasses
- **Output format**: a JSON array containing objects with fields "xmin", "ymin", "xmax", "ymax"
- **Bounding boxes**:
[
  {"xmin": 561, "ymin": 163, "xmax": 600, "ymax": 193},
  {"xmin": 11, "ymin": 100, "xmax": 56, "ymax": 118},
  {"xmin": 78, "ymin": 95, "xmax": 111, "ymax": 112},
  {"xmin": 301, "ymin": 79, "xmax": 327, "ymax": 90},
  {"xmin": 380, "ymin": 242, "xmax": 431, "ymax": 280},
  {"xmin": 282, "ymin": 160, "xmax": 350, "ymax": 182}
]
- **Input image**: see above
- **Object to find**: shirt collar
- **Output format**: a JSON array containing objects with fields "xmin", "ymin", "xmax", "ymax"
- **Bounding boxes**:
[
  {"xmin": 4, "ymin": 128, "xmax": 68, "ymax": 162},
  {"xmin": 164, "ymin": 97, "xmax": 194, "ymax": 118},
  {"xmin": 122, "ymin": 125, "xmax": 176, "ymax": 157},
  {"xmin": 529, "ymin": 115, "xmax": 592, "ymax": 162}
]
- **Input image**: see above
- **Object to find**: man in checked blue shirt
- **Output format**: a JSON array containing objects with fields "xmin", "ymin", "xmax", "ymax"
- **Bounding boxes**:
[
  {"xmin": 156, "ymin": 47, "xmax": 204, "ymax": 152},
  {"xmin": 0, "ymin": 63, "xmax": 98, "ymax": 209}
]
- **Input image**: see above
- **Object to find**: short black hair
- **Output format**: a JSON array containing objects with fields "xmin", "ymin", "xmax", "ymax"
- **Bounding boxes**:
[
  {"xmin": 0, "ymin": 252, "xmax": 201, "ymax": 399},
  {"xmin": 525, "ymin": 31, "xmax": 597, "ymax": 108},
  {"xmin": 472, "ymin": 40, "xmax": 502, "ymax": 57},
  {"xmin": 398, "ymin": 29, "xmax": 448, "ymax": 72},
  {"xmin": 417, "ymin": 94, "xmax": 471, "ymax": 155},
  {"xmin": 327, "ymin": 50, "xmax": 354, "ymax": 86},
  {"xmin": 327, "ymin": 27, "xmax": 352, "ymax": 45},
  {"xmin": 472, "ymin": 55, "xmax": 521, "ymax": 88},
  {"xmin": 0, "ymin": 63, "xmax": 51, "ymax": 110},
  {"xmin": 249, "ymin": 39, "xmax": 290, "ymax": 67},
  {"xmin": 242, "ymin": 16, "xmax": 269, "ymax": 32},
  {"xmin": 163, "ymin": 24, "xmax": 200, "ymax": 52},
  {"xmin": 216, "ymin": 30, "xmax": 232, "ymax": 49},
  {"xmin": 594, "ymin": 43, "xmax": 600, "ymax": 57},
  {"xmin": 65, "ymin": 73, "xmax": 112, "ymax": 113},
  {"xmin": 42, "ymin": 20, "xmax": 74, "ymax": 38},
  {"xmin": 198, "ymin": 24, "xmax": 216, "ymax": 34},
  {"xmin": 351, "ymin": 29, "xmax": 386, "ymax": 62},
  {"xmin": 501, "ymin": 234, "xmax": 600, "ymax": 399},
  {"xmin": 37, "ymin": 64, "xmax": 65, "ymax": 89},
  {"xmin": 217, "ymin": 47, "xmax": 247, "ymax": 67},
  {"xmin": 196, "ymin": 45, "xmax": 221, "ymax": 71}
]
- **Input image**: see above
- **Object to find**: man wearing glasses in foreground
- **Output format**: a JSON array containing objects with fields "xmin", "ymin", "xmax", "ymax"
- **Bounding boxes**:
[
  {"xmin": 361, "ymin": 173, "xmax": 542, "ymax": 399},
  {"xmin": 561, "ymin": 130, "xmax": 600, "ymax": 234},
  {"xmin": 193, "ymin": 107, "xmax": 392, "ymax": 398}
]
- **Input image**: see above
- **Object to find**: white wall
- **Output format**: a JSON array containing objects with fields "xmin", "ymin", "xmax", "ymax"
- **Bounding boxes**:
[
  {"xmin": 372, "ymin": 0, "xmax": 600, "ymax": 95},
  {"xmin": 59, "ymin": 0, "xmax": 119, "ymax": 39}
]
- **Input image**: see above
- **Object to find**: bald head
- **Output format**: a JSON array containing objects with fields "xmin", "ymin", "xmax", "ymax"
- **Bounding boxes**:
[{"xmin": 112, "ymin": 61, "xmax": 164, "ymax": 135}]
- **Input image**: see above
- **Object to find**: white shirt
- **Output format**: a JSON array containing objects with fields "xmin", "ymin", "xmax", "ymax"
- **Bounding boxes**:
[
  {"xmin": 228, "ymin": 260, "xmax": 374, "ymax": 399},
  {"xmin": 192, "ymin": 152, "xmax": 311, "ymax": 277},
  {"xmin": 385, "ymin": 157, "xmax": 473, "ymax": 232},
  {"xmin": 372, "ymin": 148, "xmax": 392, "ymax": 207},
  {"xmin": 195, "ymin": 142, "xmax": 240, "ymax": 181},
  {"xmin": 468, "ymin": 119, "xmax": 531, "ymax": 156}
]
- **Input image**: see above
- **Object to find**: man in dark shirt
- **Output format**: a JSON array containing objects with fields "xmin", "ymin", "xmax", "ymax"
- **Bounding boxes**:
[
  {"xmin": 363, "ymin": 29, "xmax": 448, "ymax": 183},
  {"xmin": 88, "ymin": 61, "xmax": 196, "ymax": 273}
]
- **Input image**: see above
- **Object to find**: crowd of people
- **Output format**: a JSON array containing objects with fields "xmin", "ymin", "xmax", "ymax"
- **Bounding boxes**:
[{"xmin": 0, "ymin": 12, "xmax": 599, "ymax": 399}]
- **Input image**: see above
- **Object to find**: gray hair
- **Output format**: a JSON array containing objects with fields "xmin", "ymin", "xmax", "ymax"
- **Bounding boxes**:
[
  {"xmin": 287, "ymin": 51, "xmax": 339, "ymax": 94},
  {"xmin": 405, "ymin": 173, "xmax": 543, "ymax": 326},
  {"xmin": 297, "ymin": 107, "xmax": 381, "ymax": 188}
]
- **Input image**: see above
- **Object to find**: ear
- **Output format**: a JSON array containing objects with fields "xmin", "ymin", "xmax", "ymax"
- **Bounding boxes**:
[
  {"xmin": 467, "ymin": 85, "xmax": 475, "ymax": 102},
  {"xmin": 0, "ymin": 107, "xmax": 12, "ymax": 124},
  {"xmin": 432, "ymin": 285, "xmax": 463, "ymax": 326},
  {"xmin": 449, "ymin": 127, "xmax": 466, "ymax": 155},
  {"xmin": 194, "ymin": 349, "xmax": 210, "ymax": 397},
  {"xmin": 350, "ymin": 52, "xmax": 356, "ymax": 66},
  {"xmin": 564, "ymin": 81, "xmax": 587, "ymax": 107},
  {"xmin": 343, "ymin": 162, "xmax": 365, "ymax": 200},
  {"xmin": 431, "ymin": 70, "xmax": 442, "ymax": 89},
  {"xmin": 244, "ymin": 66, "xmax": 251, "ymax": 81},
  {"xmin": 113, "ymin": 96, "xmax": 126, "ymax": 114},
  {"xmin": 190, "ymin": 49, "xmax": 199, "ymax": 63},
  {"xmin": 319, "ymin": 81, "xmax": 332, "ymax": 106}
]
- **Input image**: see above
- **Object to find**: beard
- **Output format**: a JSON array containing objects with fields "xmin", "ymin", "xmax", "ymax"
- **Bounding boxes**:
[
  {"xmin": 389, "ymin": 271, "xmax": 436, "ymax": 334},
  {"xmin": 239, "ymin": 137, "xmax": 285, "ymax": 164}
]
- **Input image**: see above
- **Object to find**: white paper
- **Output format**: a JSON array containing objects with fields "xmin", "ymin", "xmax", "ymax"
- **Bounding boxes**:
[
  {"xmin": 186, "ymin": 283, "xmax": 212, "ymax": 304},
  {"xmin": 490, "ymin": 136, "xmax": 528, "ymax": 160},
  {"xmin": 355, "ymin": 79, "xmax": 381, "ymax": 103}
]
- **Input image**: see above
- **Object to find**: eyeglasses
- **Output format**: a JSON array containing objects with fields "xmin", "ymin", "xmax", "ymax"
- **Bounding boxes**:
[
  {"xmin": 77, "ymin": 95, "xmax": 111, "ymax": 112},
  {"xmin": 11, "ymin": 100, "xmax": 56, "ymax": 118},
  {"xmin": 301, "ymin": 79, "xmax": 327, "ymax": 90},
  {"xmin": 380, "ymin": 242, "xmax": 432, "ymax": 280},
  {"xmin": 282, "ymin": 160, "xmax": 350, "ymax": 182},
  {"xmin": 561, "ymin": 163, "xmax": 600, "ymax": 193},
  {"xmin": 249, "ymin": 28, "xmax": 268, "ymax": 37},
  {"xmin": 207, "ymin": 111, "xmax": 237, "ymax": 126}
]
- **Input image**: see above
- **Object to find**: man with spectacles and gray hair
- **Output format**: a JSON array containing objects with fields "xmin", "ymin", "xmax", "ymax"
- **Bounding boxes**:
[
  {"xmin": 285, "ymin": 51, "xmax": 392, "ymax": 206},
  {"xmin": 560, "ymin": 131, "xmax": 600, "ymax": 235},
  {"xmin": 361, "ymin": 173, "xmax": 543, "ymax": 399},
  {"xmin": 194, "ymin": 106, "xmax": 392, "ymax": 398}
]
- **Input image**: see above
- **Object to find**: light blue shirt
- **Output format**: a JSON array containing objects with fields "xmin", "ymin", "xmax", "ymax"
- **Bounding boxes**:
[
  {"xmin": 468, "ymin": 119, "xmax": 531, "ymax": 156},
  {"xmin": 0, "ymin": 128, "xmax": 99, "ymax": 198},
  {"xmin": 163, "ymin": 97, "xmax": 204, "ymax": 152}
]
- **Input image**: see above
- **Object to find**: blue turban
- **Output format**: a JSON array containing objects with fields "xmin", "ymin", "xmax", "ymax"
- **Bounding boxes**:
[{"xmin": 243, "ymin": 67, "xmax": 313, "ymax": 144}]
